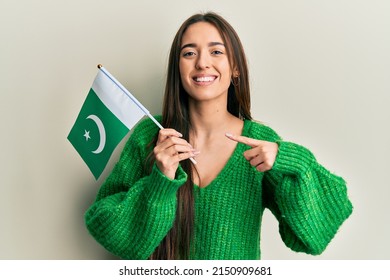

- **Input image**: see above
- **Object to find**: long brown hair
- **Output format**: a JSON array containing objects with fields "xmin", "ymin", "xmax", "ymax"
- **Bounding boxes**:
[{"xmin": 148, "ymin": 12, "xmax": 252, "ymax": 259}]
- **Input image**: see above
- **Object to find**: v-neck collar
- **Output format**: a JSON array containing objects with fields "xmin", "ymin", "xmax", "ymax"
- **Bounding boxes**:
[{"xmin": 194, "ymin": 119, "xmax": 252, "ymax": 190}]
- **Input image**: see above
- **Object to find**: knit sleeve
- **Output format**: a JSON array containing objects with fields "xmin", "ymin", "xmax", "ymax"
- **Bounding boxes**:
[
  {"xmin": 263, "ymin": 141, "xmax": 353, "ymax": 255},
  {"xmin": 84, "ymin": 120, "xmax": 187, "ymax": 259}
]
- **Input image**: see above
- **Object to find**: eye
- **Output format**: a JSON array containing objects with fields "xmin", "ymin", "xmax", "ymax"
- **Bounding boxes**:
[
  {"xmin": 211, "ymin": 50, "xmax": 224, "ymax": 55},
  {"xmin": 183, "ymin": 51, "xmax": 196, "ymax": 57}
]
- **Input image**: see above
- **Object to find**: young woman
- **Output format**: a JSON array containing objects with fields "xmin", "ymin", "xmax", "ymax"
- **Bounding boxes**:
[{"xmin": 85, "ymin": 12, "xmax": 353, "ymax": 260}]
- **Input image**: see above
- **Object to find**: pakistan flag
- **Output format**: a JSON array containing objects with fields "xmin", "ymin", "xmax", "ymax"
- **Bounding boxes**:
[{"xmin": 68, "ymin": 67, "xmax": 146, "ymax": 179}]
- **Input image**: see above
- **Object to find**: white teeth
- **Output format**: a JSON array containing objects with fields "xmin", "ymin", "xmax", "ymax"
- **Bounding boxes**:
[{"xmin": 195, "ymin": 76, "xmax": 215, "ymax": 82}]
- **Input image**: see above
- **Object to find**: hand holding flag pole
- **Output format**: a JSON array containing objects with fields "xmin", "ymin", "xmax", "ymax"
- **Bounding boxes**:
[
  {"xmin": 97, "ymin": 64, "xmax": 197, "ymax": 165},
  {"xmin": 68, "ymin": 64, "xmax": 196, "ymax": 179}
]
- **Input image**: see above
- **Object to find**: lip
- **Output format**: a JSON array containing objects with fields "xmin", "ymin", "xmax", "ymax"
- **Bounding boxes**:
[{"xmin": 192, "ymin": 74, "xmax": 218, "ymax": 85}]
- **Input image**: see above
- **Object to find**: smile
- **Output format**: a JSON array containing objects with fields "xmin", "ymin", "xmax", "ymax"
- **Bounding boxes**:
[{"xmin": 193, "ymin": 75, "xmax": 217, "ymax": 83}]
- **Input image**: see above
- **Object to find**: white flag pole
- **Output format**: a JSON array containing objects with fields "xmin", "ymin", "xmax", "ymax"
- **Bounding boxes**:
[
  {"xmin": 97, "ymin": 64, "xmax": 196, "ymax": 164},
  {"xmin": 97, "ymin": 64, "xmax": 163, "ymax": 130}
]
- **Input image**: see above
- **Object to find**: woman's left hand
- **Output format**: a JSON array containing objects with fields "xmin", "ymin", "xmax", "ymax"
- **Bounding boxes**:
[{"xmin": 226, "ymin": 133, "xmax": 278, "ymax": 172}]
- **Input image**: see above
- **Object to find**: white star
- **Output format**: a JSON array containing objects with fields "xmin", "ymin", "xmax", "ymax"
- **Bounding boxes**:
[{"xmin": 83, "ymin": 130, "xmax": 91, "ymax": 141}]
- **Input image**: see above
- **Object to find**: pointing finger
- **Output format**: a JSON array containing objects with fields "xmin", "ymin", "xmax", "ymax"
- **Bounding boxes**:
[{"xmin": 225, "ymin": 132, "xmax": 261, "ymax": 148}]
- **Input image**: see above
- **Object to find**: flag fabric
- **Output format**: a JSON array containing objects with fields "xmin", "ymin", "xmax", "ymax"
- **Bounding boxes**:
[{"xmin": 67, "ymin": 67, "xmax": 146, "ymax": 179}]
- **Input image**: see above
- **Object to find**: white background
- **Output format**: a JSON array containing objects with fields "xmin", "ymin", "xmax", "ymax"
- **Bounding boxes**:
[{"xmin": 1, "ymin": 0, "xmax": 389, "ymax": 259}]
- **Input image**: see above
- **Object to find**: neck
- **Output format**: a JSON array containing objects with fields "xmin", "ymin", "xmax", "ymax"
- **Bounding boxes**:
[{"xmin": 188, "ymin": 99, "xmax": 234, "ymax": 138}]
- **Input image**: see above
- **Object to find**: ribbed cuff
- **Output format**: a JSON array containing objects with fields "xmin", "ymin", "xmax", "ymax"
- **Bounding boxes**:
[
  {"xmin": 143, "ymin": 164, "xmax": 188, "ymax": 203},
  {"xmin": 272, "ymin": 141, "xmax": 315, "ymax": 176}
]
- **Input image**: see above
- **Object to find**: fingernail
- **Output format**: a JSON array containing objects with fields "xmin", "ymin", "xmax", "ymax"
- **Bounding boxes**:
[
  {"xmin": 193, "ymin": 150, "xmax": 201, "ymax": 155},
  {"xmin": 225, "ymin": 132, "xmax": 233, "ymax": 138},
  {"xmin": 177, "ymin": 132, "xmax": 183, "ymax": 137}
]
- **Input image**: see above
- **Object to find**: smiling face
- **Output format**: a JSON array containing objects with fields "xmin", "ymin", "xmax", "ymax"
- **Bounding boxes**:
[{"xmin": 179, "ymin": 22, "xmax": 234, "ymax": 104}]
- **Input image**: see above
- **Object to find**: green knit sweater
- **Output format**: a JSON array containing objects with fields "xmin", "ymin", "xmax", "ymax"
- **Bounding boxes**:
[{"xmin": 85, "ymin": 116, "xmax": 353, "ymax": 260}]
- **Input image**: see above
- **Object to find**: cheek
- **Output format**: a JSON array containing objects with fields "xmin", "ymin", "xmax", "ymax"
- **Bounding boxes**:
[
  {"xmin": 179, "ymin": 61, "xmax": 189, "ymax": 80},
  {"xmin": 220, "ymin": 60, "xmax": 233, "ymax": 78},
  {"xmin": 221, "ymin": 64, "xmax": 233, "ymax": 84},
  {"xmin": 179, "ymin": 62, "xmax": 191, "ymax": 91}
]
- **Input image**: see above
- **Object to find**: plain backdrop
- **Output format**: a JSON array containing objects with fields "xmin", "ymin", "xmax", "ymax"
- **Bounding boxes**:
[{"xmin": 1, "ymin": 0, "xmax": 389, "ymax": 259}]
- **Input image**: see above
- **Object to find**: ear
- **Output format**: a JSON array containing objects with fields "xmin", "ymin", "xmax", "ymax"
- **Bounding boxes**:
[{"xmin": 232, "ymin": 68, "xmax": 240, "ymax": 78}]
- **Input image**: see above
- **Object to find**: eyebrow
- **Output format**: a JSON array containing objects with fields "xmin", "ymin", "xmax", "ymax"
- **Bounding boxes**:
[{"xmin": 180, "ymin": 42, "xmax": 225, "ymax": 51}]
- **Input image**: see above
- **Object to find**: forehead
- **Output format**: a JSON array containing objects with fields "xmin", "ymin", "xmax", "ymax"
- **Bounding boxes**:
[{"xmin": 181, "ymin": 22, "xmax": 224, "ymax": 46}]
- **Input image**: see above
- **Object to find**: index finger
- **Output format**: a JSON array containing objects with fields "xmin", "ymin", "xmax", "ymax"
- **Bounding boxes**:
[
  {"xmin": 157, "ymin": 128, "xmax": 183, "ymax": 142},
  {"xmin": 225, "ymin": 132, "xmax": 261, "ymax": 148}
]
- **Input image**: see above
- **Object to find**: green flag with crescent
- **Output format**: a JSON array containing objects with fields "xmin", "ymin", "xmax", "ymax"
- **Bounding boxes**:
[{"xmin": 67, "ymin": 66, "xmax": 146, "ymax": 179}]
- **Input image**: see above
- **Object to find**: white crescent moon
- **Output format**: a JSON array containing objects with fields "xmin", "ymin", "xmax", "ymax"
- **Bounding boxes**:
[{"xmin": 86, "ymin": 115, "xmax": 106, "ymax": 154}]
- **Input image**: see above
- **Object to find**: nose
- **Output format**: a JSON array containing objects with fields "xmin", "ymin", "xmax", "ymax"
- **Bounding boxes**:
[{"xmin": 195, "ymin": 51, "xmax": 210, "ymax": 70}]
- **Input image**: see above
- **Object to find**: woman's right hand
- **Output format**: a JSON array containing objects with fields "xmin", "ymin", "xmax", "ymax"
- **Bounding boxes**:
[{"xmin": 153, "ymin": 129, "xmax": 199, "ymax": 179}]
